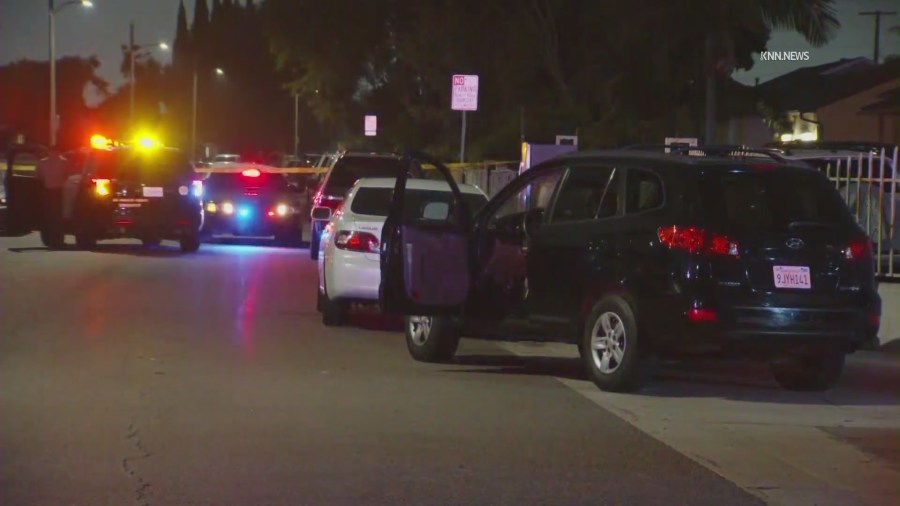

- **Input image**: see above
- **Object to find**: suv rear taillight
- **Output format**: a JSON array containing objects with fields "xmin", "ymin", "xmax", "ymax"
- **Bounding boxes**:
[
  {"xmin": 92, "ymin": 178, "xmax": 110, "ymax": 196},
  {"xmin": 844, "ymin": 237, "xmax": 873, "ymax": 261},
  {"xmin": 335, "ymin": 230, "xmax": 379, "ymax": 253},
  {"xmin": 658, "ymin": 226, "xmax": 740, "ymax": 257}
]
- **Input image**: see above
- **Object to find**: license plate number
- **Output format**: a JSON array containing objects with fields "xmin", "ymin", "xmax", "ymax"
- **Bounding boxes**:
[
  {"xmin": 773, "ymin": 266, "xmax": 811, "ymax": 289},
  {"xmin": 143, "ymin": 187, "xmax": 163, "ymax": 197}
]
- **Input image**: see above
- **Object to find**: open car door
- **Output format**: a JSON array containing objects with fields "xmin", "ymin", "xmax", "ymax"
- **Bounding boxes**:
[
  {"xmin": 379, "ymin": 152, "xmax": 473, "ymax": 315},
  {"xmin": 4, "ymin": 144, "xmax": 46, "ymax": 236}
]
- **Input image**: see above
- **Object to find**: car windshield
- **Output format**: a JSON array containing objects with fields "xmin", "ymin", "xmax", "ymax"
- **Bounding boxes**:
[
  {"xmin": 351, "ymin": 186, "xmax": 488, "ymax": 219},
  {"xmin": 692, "ymin": 168, "xmax": 854, "ymax": 230},
  {"xmin": 88, "ymin": 149, "xmax": 192, "ymax": 185},
  {"xmin": 205, "ymin": 171, "xmax": 288, "ymax": 192},
  {"xmin": 324, "ymin": 157, "xmax": 403, "ymax": 196}
]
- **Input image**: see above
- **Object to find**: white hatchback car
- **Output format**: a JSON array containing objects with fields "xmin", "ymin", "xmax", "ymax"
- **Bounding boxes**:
[{"xmin": 316, "ymin": 177, "xmax": 489, "ymax": 325}]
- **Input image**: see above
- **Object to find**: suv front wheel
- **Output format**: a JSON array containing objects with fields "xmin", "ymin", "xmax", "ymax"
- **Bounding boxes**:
[
  {"xmin": 405, "ymin": 316, "xmax": 460, "ymax": 363},
  {"xmin": 580, "ymin": 297, "xmax": 647, "ymax": 392}
]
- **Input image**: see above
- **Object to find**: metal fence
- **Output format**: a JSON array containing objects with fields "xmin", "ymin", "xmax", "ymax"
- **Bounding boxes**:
[{"xmin": 821, "ymin": 147, "xmax": 899, "ymax": 280}]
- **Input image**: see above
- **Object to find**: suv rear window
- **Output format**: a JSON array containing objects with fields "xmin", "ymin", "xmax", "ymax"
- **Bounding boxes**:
[
  {"xmin": 351, "ymin": 187, "xmax": 488, "ymax": 219},
  {"xmin": 324, "ymin": 157, "xmax": 404, "ymax": 196},
  {"xmin": 692, "ymin": 169, "xmax": 853, "ymax": 230},
  {"xmin": 89, "ymin": 149, "xmax": 192, "ymax": 185},
  {"xmin": 206, "ymin": 172, "xmax": 287, "ymax": 192}
]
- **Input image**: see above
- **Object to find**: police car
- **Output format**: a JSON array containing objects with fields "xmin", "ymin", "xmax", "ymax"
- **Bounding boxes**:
[
  {"xmin": 198, "ymin": 163, "xmax": 306, "ymax": 245},
  {"xmin": 64, "ymin": 136, "xmax": 204, "ymax": 252},
  {"xmin": 6, "ymin": 137, "xmax": 204, "ymax": 252}
]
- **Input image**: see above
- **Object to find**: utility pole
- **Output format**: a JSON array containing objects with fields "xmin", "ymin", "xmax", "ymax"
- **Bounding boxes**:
[
  {"xmin": 191, "ymin": 69, "xmax": 198, "ymax": 161},
  {"xmin": 49, "ymin": 0, "xmax": 56, "ymax": 146},
  {"xmin": 860, "ymin": 10, "xmax": 897, "ymax": 64},
  {"xmin": 129, "ymin": 21, "xmax": 135, "ymax": 120}
]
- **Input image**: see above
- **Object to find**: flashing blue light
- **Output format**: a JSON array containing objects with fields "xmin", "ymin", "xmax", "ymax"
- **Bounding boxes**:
[
  {"xmin": 238, "ymin": 206, "xmax": 251, "ymax": 218},
  {"xmin": 192, "ymin": 180, "xmax": 204, "ymax": 198}
]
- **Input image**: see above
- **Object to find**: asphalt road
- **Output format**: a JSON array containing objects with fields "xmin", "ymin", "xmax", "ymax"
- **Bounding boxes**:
[{"xmin": 1, "ymin": 233, "xmax": 897, "ymax": 506}]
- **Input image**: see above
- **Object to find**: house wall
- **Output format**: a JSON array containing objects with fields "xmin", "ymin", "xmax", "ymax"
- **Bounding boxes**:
[
  {"xmin": 817, "ymin": 78, "xmax": 900, "ymax": 143},
  {"xmin": 719, "ymin": 117, "xmax": 773, "ymax": 147}
]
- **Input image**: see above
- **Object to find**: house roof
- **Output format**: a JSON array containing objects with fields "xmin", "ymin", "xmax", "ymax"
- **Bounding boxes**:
[
  {"xmin": 860, "ymin": 86, "xmax": 900, "ymax": 115},
  {"xmin": 757, "ymin": 57, "xmax": 899, "ymax": 112}
]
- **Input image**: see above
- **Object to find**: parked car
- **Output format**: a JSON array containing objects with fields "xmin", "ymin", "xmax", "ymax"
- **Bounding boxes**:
[
  {"xmin": 379, "ymin": 150, "xmax": 881, "ymax": 393},
  {"xmin": 308, "ymin": 152, "xmax": 412, "ymax": 260},
  {"xmin": 201, "ymin": 165, "xmax": 305, "ymax": 245},
  {"xmin": 317, "ymin": 177, "xmax": 489, "ymax": 325}
]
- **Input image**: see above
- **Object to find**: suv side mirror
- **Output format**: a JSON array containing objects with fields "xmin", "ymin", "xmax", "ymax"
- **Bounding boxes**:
[{"xmin": 311, "ymin": 206, "xmax": 332, "ymax": 221}]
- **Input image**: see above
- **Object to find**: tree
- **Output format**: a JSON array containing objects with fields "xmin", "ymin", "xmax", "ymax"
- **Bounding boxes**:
[
  {"xmin": 172, "ymin": 1, "xmax": 190, "ymax": 72},
  {"xmin": 0, "ymin": 57, "xmax": 107, "ymax": 147},
  {"xmin": 702, "ymin": 0, "xmax": 839, "ymax": 141}
]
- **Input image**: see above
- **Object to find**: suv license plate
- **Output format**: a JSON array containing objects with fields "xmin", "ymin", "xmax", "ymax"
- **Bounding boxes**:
[
  {"xmin": 773, "ymin": 265, "xmax": 811, "ymax": 289},
  {"xmin": 143, "ymin": 187, "xmax": 163, "ymax": 197}
]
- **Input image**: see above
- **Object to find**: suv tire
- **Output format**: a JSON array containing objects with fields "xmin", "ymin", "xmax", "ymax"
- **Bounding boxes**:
[
  {"xmin": 405, "ymin": 316, "xmax": 460, "ymax": 363},
  {"xmin": 580, "ymin": 297, "xmax": 646, "ymax": 392},
  {"xmin": 770, "ymin": 350, "xmax": 845, "ymax": 391},
  {"xmin": 180, "ymin": 234, "xmax": 200, "ymax": 253},
  {"xmin": 40, "ymin": 229, "xmax": 64, "ymax": 249}
]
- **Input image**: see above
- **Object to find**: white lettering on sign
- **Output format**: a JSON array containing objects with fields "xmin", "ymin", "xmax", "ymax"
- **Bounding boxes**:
[
  {"xmin": 451, "ymin": 74, "xmax": 479, "ymax": 111},
  {"xmin": 365, "ymin": 115, "xmax": 377, "ymax": 136}
]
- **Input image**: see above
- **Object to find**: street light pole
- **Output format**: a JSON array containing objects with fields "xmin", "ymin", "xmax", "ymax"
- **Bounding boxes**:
[
  {"xmin": 47, "ymin": 0, "xmax": 92, "ymax": 146},
  {"xmin": 129, "ymin": 21, "xmax": 135, "ymax": 120},
  {"xmin": 49, "ymin": 0, "xmax": 56, "ymax": 146},
  {"xmin": 191, "ymin": 69, "xmax": 198, "ymax": 161}
]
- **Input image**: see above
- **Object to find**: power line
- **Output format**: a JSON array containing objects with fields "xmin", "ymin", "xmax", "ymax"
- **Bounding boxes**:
[{"xmin": 859, "ymin": 10, "xmax": 898, "ymax": 63}]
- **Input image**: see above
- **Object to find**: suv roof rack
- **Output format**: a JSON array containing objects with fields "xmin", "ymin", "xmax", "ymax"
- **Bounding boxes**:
[{"xmin": 621, "ymin": 144, "xmax": 787, "ymax": 162}]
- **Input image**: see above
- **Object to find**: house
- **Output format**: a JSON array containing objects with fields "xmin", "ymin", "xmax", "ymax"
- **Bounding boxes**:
[
  {"xmin": 757, "ymin": 57, "xmax": 900, "ymax": 144},
  {"xmin": 859, "ymin": 86, "xmax": 900, "ymax": 144}
]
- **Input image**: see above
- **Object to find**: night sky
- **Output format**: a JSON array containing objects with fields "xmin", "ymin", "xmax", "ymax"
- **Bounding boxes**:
[{"xmin": 1, "ymin": 0, "xmax": 898, "ymax": 105}]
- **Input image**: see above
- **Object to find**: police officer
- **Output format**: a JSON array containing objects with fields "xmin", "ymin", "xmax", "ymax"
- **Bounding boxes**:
[{"xmin": 34, "ymin": 145, "xmax": 68, "ymax": 249}]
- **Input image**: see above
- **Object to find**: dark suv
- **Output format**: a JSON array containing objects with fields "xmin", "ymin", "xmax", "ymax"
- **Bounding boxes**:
[
  {"xmin": 70, "ymin": 146, "xmax": 204, "ymax": 252},
  {"xmin": 379, "ymin": 151, "xmax": 881, "ymax": 392},
  {"xmin": 309, "ymin": 152, "xmax": 408, "ymax": 259}
]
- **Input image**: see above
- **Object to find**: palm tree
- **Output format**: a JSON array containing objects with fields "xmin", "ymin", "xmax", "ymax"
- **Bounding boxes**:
[{"xmin": 703, "ymin": 0, "xmax": 840, "ymax": 142}]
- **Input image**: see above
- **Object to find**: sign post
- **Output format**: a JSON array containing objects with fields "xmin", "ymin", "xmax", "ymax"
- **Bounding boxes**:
[{"xmin": 451, "ymin": 74, "xmax": 478, "ymax": 163}]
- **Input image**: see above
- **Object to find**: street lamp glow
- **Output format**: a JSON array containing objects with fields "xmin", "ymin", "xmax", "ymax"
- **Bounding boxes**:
[
  {"xmin": 81, "ymin": 0, "xmax": 93, "ymax": 7},
  {"xmin": 158, "ymin": 42, "xmax": 169, "ymax": 51},
  {"xmin": 215, "ymin": 68, "xmax": 225, "ymax": 76}
]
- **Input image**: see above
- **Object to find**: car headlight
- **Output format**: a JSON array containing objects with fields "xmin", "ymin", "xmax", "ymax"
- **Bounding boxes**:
[
  {"xmin": 206, "ymin": 202, "xmax": 218, "ymax": 213},
  {"xmin": 276, "ymin": 203, "xmax": 288, "ymax": 216},
  {"xmin": 222, "ymin": 202, "xmax": 234, "ymax": 215}
]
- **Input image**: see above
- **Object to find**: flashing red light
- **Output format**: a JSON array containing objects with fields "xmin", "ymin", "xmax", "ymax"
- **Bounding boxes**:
[
  {"xmin": 658, "ymin": 226, "xmax": 739, "ymax": 257},
  {"xmin": 242, "ymin": 168, "xmax": 261, "ymax": 178},
  {"xmin": 870, "ymin": 313, "xmax": 881, "ymax": 329},
  {"xmin": 687, "ymin": 307, "xmax": 719, "ymax": 322}
]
